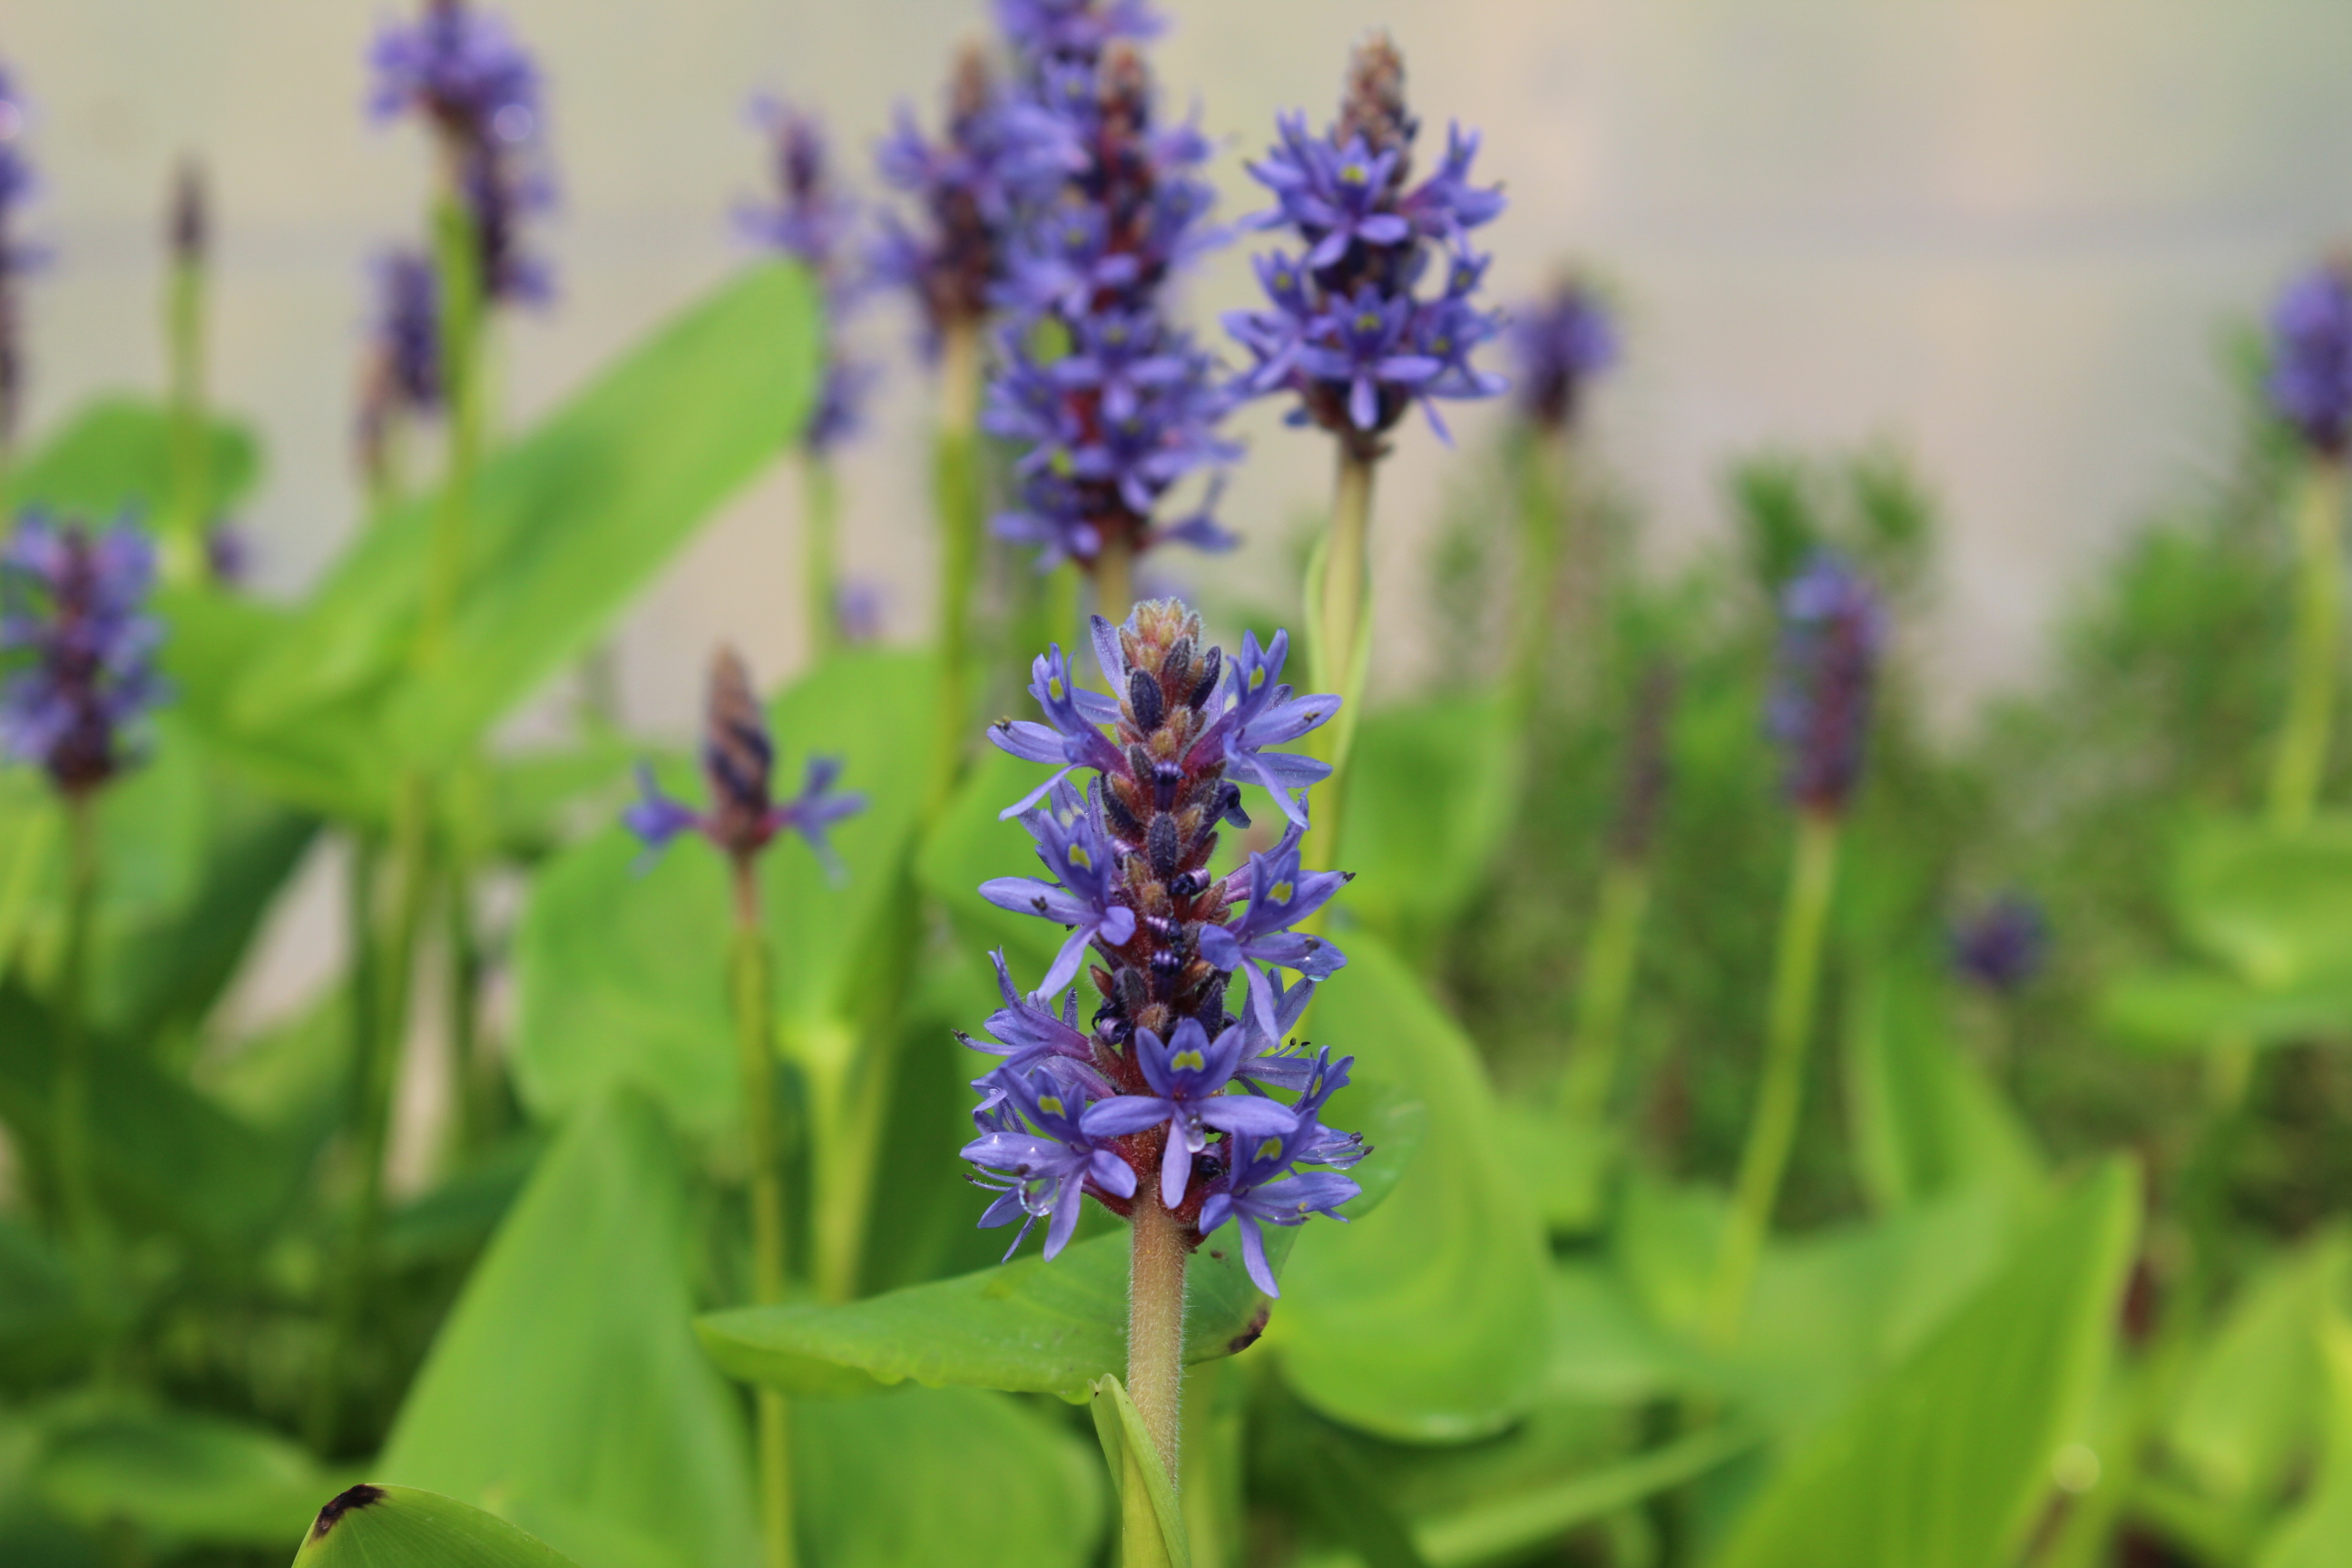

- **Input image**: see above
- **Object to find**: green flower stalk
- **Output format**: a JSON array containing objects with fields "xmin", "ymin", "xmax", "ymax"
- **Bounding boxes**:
[
  {"xmin": 1560, "ymin": 662, "xmax": 1672, "ymax": 1125},
  {"xmin": 2270, "ymin": 450, "xmax": 2347, "ymax": 829},
  {"xmin": 1223, "ymin": 36, "xmax": 1507, "ymax": 867},
  {"xmin": 162, "ymin": 162, "xmax": 213, "ymax": 587},
  {"xmin": 624, "ymin": 646, "xmax": 864, "ymax": 1568},
  {"xmin": 1708, "ymin": 554, "xmax": 1883, "ymax": 1345}
]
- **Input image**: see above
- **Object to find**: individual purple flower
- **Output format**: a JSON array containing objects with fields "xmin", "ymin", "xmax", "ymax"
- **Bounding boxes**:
[
  {"xmin": 1514, "ymin": 276, "xmax": 1616, "ymax": 432},
  {"xmin": 1198, "ymin": 1051, "xmax": 1363, "ymax": 1296},
  {"xmin": 1, "ymin": 514, "xmax": 164, "ymax": 798},
  {"xmin": 1767, "ymin": 552, "xmax": 1886, "ymax": 817},
  {"xmin": 1227, "ymin": 36, "xmax": 1506, "ymax": 458},
  {"xmin": 982, "ymin": 778, "xmax": 1141, "ymax": 995},
  {"xmin": 1081, "ymin": 1018, "xmax": 1298, "ymax": 1209},
  {"xmin": 803, "ymin": 353, "xmax": 879, "ymax": 456},
  {"xmin": 1198, "ymin": 824, "xmax": 1349, "ymax": 1040},
  {"xmin": 1951, "ymin": 895, "xmax": 2048, "ymax": 995},
  {"xmin": 2268, "ymin": 260, "xmax": 2352, "ymax": 456},
  {"xmin": 987, "ymin": 642, "xmax": 1126, "ymax": 816},
  {"xmin": 964, "ymin": 1065, "xmax": 1137, "ymax": 1259},
  {"xmin": 368, "ymin": 0, "xmax": 554, "ymax": 305},
  {"xmin": 958, "ymin": 950, "xmax": 1114, "ymax": 1087},
  {"xmin": 1184, "ymin": 627, "xmax": 1338, "ymax": 828},
  {"xmin": 622, "ymin": 645, "xmax": 865, "ymax": 875}
]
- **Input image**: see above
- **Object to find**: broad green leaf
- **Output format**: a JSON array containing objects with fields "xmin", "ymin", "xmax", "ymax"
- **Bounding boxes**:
[
  {"xmin": 1707, "ymin": 1159, "xmax": 2139, "ymax": 1568},
  {"xmin": 2172, "ymin": 817, "xmax": 2352, "ymax": 985},
  {"xmin": 2256, "ymin": 1312, "xmax": 2352, "ymax": 1568},
  {"xmin": 513, "ymin": 651, "xmax": 933, "ymax": 1138},
  {"xmin": 4, "ymin": 396, "xmax": 260, "ymax": 519},
  {"xmin": 798, "ymin": 1386, "xmax": 1105, "ymax": 1568},
  {"xmin": 0, "ymin": 985, "xmax": 307, "ymax": 1248},
  {"xmin": 1270, "ymin": 932, "xmax": 1550, "ymax": 1442},
  {"xmin": 378, "ymin": 1090, "xmax": 760, "ymax": 1568},
  {"xmin": 230, "ymin": 263, "xmax": 818, "ymax": 772},
  {"xmin": 2168, "ymin": 1230, "xmax": 2350, "ymax": 1504},
  {"xmin": 1843, "ymin": 955, "xmax": 2043, "ymax": 1215},
  {"xmin": 1413, "ymin": 1425, "xmax": 1756, "ymax": 1568},
  {"xmin": 698, "ymin": 1223, "xmax": 1295, "ymax": 1399},
  {"xmin": 290, "ymin": 1485, "xmax": 578, "ymax": 1568},
  {"xmin": 1092, "ymin": 1375, "xmax": 1191, "ymax": 1568},
  {"xmin": 1339, "ymin": 692, "xmax": 1516, "ymax": 946},
  {"xmin": 2100, "ymin": 963, "xmax": 2352, "ymax": 1051},
  {"xmin": 30, "ymin": 1402, "xmax": 334, "ymax": 1546}
]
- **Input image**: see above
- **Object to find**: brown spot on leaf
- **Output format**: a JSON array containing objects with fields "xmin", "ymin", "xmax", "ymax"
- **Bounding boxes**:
[
  {"xmin": 1228, "ymin": 1304, "xmax": 1271, "ymax": 1355},
  {"xmin": 310, "ymin": 1485, "xmax": 387, "ymax": 1541}
]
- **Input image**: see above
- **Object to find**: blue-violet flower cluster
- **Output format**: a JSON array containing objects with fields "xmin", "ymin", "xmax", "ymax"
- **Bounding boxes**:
[
  {"xmin": 1951, "ymin": 894, "xmax": 2048, "ymax": 995},
  {"xmin": 2269, "ymin": 260, "xmax": 2352, "ymax": 456},
  {"xmin": 874, "ymin": 44, "xmax": 1043, "ymax": 344},
  {"xmin": 358, "ymin": 250, "xmax": 443, "ymax": 483},
  {"xmin": 983, "ymin": 17, "xmax": 1240, "ymax": 575},
  {"xmin": 1767, "ymin": 552, "xmax": 1886, "ymax": 818},
  {"xmin": 962, "ymin": 599, "xmax": 1363, "ymax": 1295},
  {"xmin": 368, "ymin": 0, "xmax": 554, "ymax": 304},
  {"xmin": 1, "ymin": 514, "xmax": 163, "ymax": 799},
  {"xmin": 625, "ymin": 645, "xmax": 866, "ymax": 877},
  {"xmin": 1514, "ymin": 276, "xmax": 1616, "ymax": 433},
  {"xmin": 742, "ymin": 95, "xmax": 877, "ymax": 456},
  {"xmin": 1225, "ymin": 35, "xmax": 1506, "ymax": 457}
]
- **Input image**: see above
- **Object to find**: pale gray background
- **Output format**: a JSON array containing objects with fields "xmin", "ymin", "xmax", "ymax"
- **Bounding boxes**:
[{"xmin": 10, "ymin": 0, "xmax": 2351, "ymax": 716}]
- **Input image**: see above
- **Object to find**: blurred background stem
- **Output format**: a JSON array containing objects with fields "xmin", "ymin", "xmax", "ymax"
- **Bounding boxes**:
[
  {"xmin": 1305, "ymin": 449, "xmax": 1377, "ymax": 875},
  {"xmin": 927, "ymin": 317, "xmax": 982, "ymax": 820},
  {"xmin": 1560, "ymin": 856, "xmax": 1651, "ymax": 1125},
  {"xmin": 729, "ymin": 858, "xmax": 798, "ymax": 1568},
  {"xmin": 802, "ymin": 450, "xmax": 838, "ymax": 663},
  {"xmin": 1709, "ymin": 808, "xmax": 1840, "ymax": 1345},
  {"xmin": 1509, "ymin": 428, "xmax": 1571, "ymax": 740},
  {"xmin": 162, "ymin": 162, "xmax": 210, "ymax": 588},
  {"xmin": 2269, "ymin": 455, "xmax": 2346, "ymax": 829}
]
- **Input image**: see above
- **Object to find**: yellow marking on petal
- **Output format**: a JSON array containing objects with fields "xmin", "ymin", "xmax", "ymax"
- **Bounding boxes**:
[
  {"xmin": 1250, "ymin": 668, "xmax": 1268, "ymax": 690},
  {"xmin": 1048, "ymin": 675, "xmax": 1065, "ymax": 701},
  {"xmin": 1258, "ymin": 1137, "xmax": 1283, "ymax": 1162},
  {"xmin": 1356, "ymin": 312, "xmax": 1380, "ymax": 333},
  {"xmin": 1274, "ymin": 270, "xmax": 1294, "ymax": 289},
  {"xmin": 1171, "ymin": 1048, "xmax": 1208, "ymax": 1072},
  {"xmin": 1270, "ymin": 880, "xmax": 1295, "ymax": 903},
  {"xmin": 1038, "ymin": 1094, "xmax": 1065, "ymax": 1117},
  {"xmin": 1069, "ymin": 847, "xmax": 1092, "ymax": 870}
]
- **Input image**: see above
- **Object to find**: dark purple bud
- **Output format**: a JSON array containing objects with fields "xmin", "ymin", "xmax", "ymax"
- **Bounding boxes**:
[
  {"xmin": 1514, "ymin": 276, "xmax": 1616, "ymax": 432},
  {"xmin": 169, "ymin": 161, "xmax": 207, "ymax": 270},
  {"xmin": 1766, "ymin": 552, "xmax": 1885, "ymax": 817},
  {"xmin": 357, "ymin": 250, "xmax": 443, "ymax": 483},
  {"xmin": 1951, "ymin": 895, "xmax": 2048, "ymax": 995},
  {"xmin": 2268, "ymin": 260, "xmax": 2352, "ymax": 456}
]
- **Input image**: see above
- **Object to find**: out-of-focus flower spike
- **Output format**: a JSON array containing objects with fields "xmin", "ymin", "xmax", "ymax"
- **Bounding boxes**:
[
  {"xmin": 1, "ymin": 513, "xmax": 166, "ymax": 798},
  {"xmin": 1766, "ymin": 552, "xmax": 1886, "ymax": 818}
]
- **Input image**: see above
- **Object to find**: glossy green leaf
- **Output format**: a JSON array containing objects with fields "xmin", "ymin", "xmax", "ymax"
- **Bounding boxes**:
[
  {"xmin": 289, "ymin": 1485, "xmax": 579, "ymax": 1568},
  {"xmin": 4, "ymin": 396, "xmax": 260, "ymax": 519},
  {"xmin": 1092, "ymin": 1375, "xmax": 1191, "ymax": 1568},
  {"xmin": 1339, "ymin": 692, "xmax": 1516, "ymax": 945},
  {"xmin": 1270, "ymin": 931, "xmax": 1550, "ymax": 1441},
  {"xmin": 30, "ymin": 1402, "xmax": 334, "ymax": 1546},
  {"xmin": 2100, "ymin": 964, "xmax": 2352, "ymax": 1051},
  {"xmin": 377, "ymin": 1090, "xmax": 760, "ymax": 1568},
  {"xmin": 798, "ymin": 1386, "xmax": 1105, "ymax": 1568},
  {"xmin": 2168, "ymin": 1229, "xmax": 2350, "ymax": 1504},
  {"xmin": 512, "ymin": 652, "xmax": 932, "ymax": 1138},
  {"xmin": 229, "ymin": 263, "xmax": 818, "ymax": 772},
  {"xmin": 1707, "ymin": 1159, "xmax": 2139, "ymax": 1568},
  {"xmin": 2255, "ymin": 1312, "xmax": 2352, "ymax": 1568},
  {"xmin": 2171, "ymin": 817, "xmax": 2352, "ymax": 985},
  {"xmin": 698, "ymin": 1223, "xmax": 1293, "ymax": 1399}
]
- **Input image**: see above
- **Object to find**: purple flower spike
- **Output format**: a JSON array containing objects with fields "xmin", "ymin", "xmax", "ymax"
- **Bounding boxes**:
[
  {"xmin": 741, "ymin": 93, "xmax": 877, "ymax": 456},
  {"xmin": 958, "ymin": 600, "xmax": 1361, "ymax": 1276},
  {"xmin": 1082, "ymin": 1019, "xmax": 1298, "ymax": 1209},
  {"xmin": 1767, "ymin": 553, "xmax": 1886, "ymax": 818},
  {"xmin": 982, "ymin": 779, "xmax": 1141, "ymax": 995},
  {"xmin": 368, "ymin": 0, "xmax": 555, "ymax": 305},
  {"xmin": 1514, "ymin": 276, "xmax": 1616, "ymax": 432},
  {"xmin": 1199, "ymin": 825, "xmax": 1349, "ymax": 1040},
  {"xmin": 1, "ymin": 64, "xmax": 43, "ymax": 449},
  {"xmin": 1227, "ymin": 37, "xmax": 1506, "ymax": 459},
  {"xmin": 1951, "ymin": 895, "xmax": 2048, "ymax": 995},
  {"xmin": 964, "ymin": 1067, "xmax": 1137, "ymax": 1260},
  {"xmin": 2269, "ymin": 260, "xmax": 2352, "ymax": 456},
  {"xmin": 997, "ymin": 0, "xmax": 1163, "ymax": 71},
  {"xmin": 622, "ymin": 646, "xmax": 866, "ymax": 874},
  {"xmin": 1, "ymin": 514, "xmax": 165, "ymax": 798}
]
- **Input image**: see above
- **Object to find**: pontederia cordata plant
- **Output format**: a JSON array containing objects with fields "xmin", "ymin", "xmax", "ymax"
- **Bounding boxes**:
[
  {"xmin": 2265, "ymin": 260, "xmax": 2352, "ymax": 829},
  {"xmin": 970, "ymin": 600, "xmax": 1355, "ymax": 1487},
  {"xmin": 1225, "ymin": 35, "xmax": 1505, "ymax": 867}
]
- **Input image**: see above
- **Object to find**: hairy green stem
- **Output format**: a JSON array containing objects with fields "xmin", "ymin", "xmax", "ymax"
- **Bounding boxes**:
[
  {"xmin": 926, "ymin": 318, "xmax": 985, "ymax": 821},
  {"xmin": 162, "ymin": 242, "xmax": 210, "ymax": 586},
  {"xmin": 802, "ymin": 451, "xmax": 839, "ymax": 663},
  {"xmin": 53, "ymin": 797, "xmax": 105, "ymax": 1306},
  {"xmin": 1128, "ymin": 1191, "xmax": 1189, "ymax": 1485},
  {"xmin": 730, "ymin": 861, "xmax": 798, "ymax": 1568},
  {"xmin": 417, "ymin": 188, "xmax": 485, "ymax": 671},
  {"xmin": 1708, "ymin": 810, "xmax": 1841, "ymax": 1345},
  {"xmin": 1303, "ymin": 450, "xmax": 1377, "ymax": 877},
  {"xmin": 1560, "ymin": 858, "xmax": 1651, "ymax": 1124},
  {"xmin": 2269, "ymin": 456, "xmax": 2347, "ymax": 828}
]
